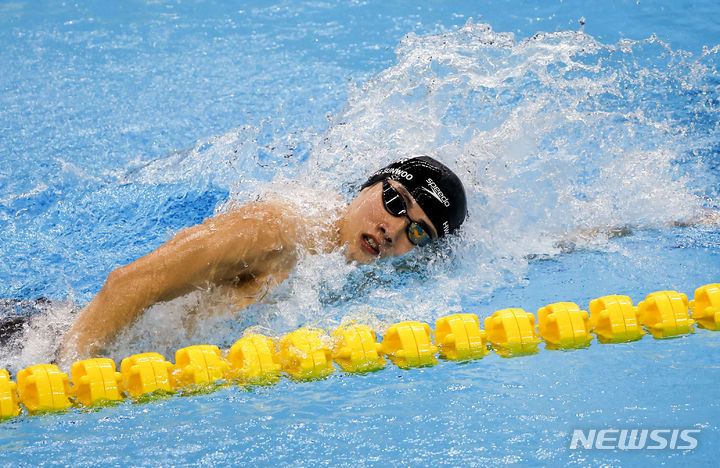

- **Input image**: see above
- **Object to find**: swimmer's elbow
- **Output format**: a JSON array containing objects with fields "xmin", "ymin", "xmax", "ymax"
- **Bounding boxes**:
[
  {"xmin": 104, "ymin": 267, "xmax": 125, "ymax": 287},
  {"xmin": 101, "ymin": 265, "xmax": 145, "ymax": 300},
  {"xmin": 103, "ymin": 265, "xmax": 137, "ymax": 293}
]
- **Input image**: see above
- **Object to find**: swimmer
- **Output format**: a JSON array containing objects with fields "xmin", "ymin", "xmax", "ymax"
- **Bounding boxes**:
[{"xmin": 57, "ymin": 156, "xmax": 467, "ymax": 363}]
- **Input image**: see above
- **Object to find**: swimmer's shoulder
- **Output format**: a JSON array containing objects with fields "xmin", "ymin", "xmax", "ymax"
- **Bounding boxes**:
[
  {"xmin": 219, "ymin": 185, "xmax": 343, "ymax": 223},
  {"xmin": 217, "ymin": 185, "xmax": 344, "ymax": 252}
]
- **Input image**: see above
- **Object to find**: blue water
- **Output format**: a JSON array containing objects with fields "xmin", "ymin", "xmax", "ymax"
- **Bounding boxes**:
[{"xmin": 2, "ymin": 0, "xmax": 720, "ymax": 466}]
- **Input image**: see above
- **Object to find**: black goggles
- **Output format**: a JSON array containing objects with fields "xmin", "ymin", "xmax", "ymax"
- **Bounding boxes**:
[{"xmin": 381, "ymin": 180, "xmax": 434, "ymax": 247}]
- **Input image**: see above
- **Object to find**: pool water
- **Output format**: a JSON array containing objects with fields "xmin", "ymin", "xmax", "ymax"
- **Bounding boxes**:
[{"xmin": 1, "ymin": 0, "xmax": 719, "ymax": 465}]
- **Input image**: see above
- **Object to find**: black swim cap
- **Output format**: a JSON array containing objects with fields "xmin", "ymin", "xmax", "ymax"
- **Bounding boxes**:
[{"xmin": 361, "ymin": 156, "xmax": 467, "ymax": 237}]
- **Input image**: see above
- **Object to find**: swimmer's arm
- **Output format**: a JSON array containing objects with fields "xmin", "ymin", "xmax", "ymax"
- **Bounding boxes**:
[{"xmin": 59, "ymin": 201, "xmax": 299, "ymax": 363}]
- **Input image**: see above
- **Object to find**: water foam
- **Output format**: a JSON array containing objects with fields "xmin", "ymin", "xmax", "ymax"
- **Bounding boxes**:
[
  {"xmin": 3, "ymin": 20, "xmax": 719, "ymax": 370},
  {"xmin": 287, "ymin": 21, "xmax": 718, "ymax": 324}
]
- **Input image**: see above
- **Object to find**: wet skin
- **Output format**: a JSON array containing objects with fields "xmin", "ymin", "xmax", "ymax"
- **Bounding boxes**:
[
  {"xmin": 338, "ymin": 180, "xmax": 438, "ymax": 263},
  {"xmin": 59, "ymin": 180, "xmax": 437, "ymax": 364}
]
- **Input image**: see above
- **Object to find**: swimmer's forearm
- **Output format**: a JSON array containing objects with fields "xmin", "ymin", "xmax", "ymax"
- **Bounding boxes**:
[
  {"xmin": 60, "ymin": 262, "xmax": 170, "ymax": 361},
  {"xmin": 61, "ymin": 241, "xmax": 213, "ymax": 359},
  {"xmin": 61, "ymin": 229, "xmax": 220, "ymax": 359},
  {"xmin": 60, "ymin": 202, "xmax": 301, "ymax": 362}
]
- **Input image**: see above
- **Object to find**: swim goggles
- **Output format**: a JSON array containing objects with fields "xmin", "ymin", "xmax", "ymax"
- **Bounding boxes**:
[{"xmin": 381, "ymin": 180, "xmax": 435, "ymax": 247}]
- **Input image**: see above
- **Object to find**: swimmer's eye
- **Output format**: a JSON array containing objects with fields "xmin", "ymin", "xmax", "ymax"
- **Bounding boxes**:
[
  {"xmin": 407, "ymin": 222, "xmax": 432, "ymax": 247},
  {"xmin": 382, "ymin": 180, "xmax": 435, "ymax": 247}
]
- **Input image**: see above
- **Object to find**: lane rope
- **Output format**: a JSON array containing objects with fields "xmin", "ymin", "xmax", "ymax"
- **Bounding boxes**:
[{"xmin": 1, "ymin": 283, "xmax": 718, "ymax": 421}]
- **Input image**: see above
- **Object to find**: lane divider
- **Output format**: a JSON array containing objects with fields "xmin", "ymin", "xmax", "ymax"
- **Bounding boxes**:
[
  {"xmin": 690, "ymin": 284, "xmax": 720, "ymax": 330},
  {"xmin": 589, "ymin": 295, "xmax": 644, "ymax": 343},
  {"xmin": 484, "ymin": 308, "xmax": 541, "ymax": 356},
  {"xmin": 16, "ymin": 364, "xmax": 71, "ymax": 413},
  {"xmin": 71, "ymin": 358, "xmax": 123, "ymax": 405},
  {"xmin": 1, "ymin": 283, "xmax": 718, "ymax": 421},
  {"xmin": 0, "ymin": 370, "xmax": 18, "ymax": 418},
  {"xmin": 435, "ymin": 313, "xmax": 489, "ymax": 361},
  {"xmin": 638, "ymin": 291, "xmax": 694, "ymax": 338},
  {"xmin": 226, "ymin": 334, "xmax": 281, "ymax": 383},
  {"xmin": 278, "ymin": 328, "xmax": 334, "ymax": 380},
  {"xmin": 537, "ymin": 302, "xmax": 592, "ymax": 349},
  {"xmin": 331, "ymin": 324, "xmax": 385, "ymax": 373},
  {"xmin": 175, "ymin": 345, "xmax": 229, "ymax": 388},
  {"xmin": 381, "ymin": 321, "xmax": 437, "ymax": 368}
]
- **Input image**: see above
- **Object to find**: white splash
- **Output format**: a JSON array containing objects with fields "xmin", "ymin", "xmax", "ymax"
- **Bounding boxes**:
[{"xmin": 4, "ymin": 20, "xmax": 718, "ymax": 371}]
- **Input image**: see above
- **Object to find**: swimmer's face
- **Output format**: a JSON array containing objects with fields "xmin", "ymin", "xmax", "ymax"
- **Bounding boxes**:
[{"xmin": 339, "ymin": 180, "xmax": 438, "ymax": 263}]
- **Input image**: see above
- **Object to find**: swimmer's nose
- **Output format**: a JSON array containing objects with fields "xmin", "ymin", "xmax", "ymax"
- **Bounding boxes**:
[
  {"xmin": 380, "ymin": 225, "xmax": 393, "ymax": 244},
  {"xmin": 379, "ymin": 219, "xmax": 405, "ymax": 245}
]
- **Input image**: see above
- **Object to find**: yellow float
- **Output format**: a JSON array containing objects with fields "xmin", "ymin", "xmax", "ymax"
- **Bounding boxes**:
[{"xmin": 0, "ymin": 283, "xmax": 717, "ymax": 422}]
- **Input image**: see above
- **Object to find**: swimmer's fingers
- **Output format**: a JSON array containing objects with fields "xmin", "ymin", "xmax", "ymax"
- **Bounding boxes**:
[{"xmin": 673, "ymin": 208, "xmax": 720, "ymax": 227}]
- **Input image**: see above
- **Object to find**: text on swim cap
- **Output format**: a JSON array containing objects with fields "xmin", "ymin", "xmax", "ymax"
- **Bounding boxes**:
[
  {"xmin": 376, "ymin": 167, "xmax": 414, "ymax": 181},
  {"xmin": 425, "ymin": 178, "xmax": 451, "ymax": 207}
]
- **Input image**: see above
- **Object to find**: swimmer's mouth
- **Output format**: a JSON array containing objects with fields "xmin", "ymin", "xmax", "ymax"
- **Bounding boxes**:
[{"xmin": 361, "ymin": 234, "xmax": 380, "ymax": 256}]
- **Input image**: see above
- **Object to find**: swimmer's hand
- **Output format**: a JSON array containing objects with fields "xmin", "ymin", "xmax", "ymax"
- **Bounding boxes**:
[
  {"xmin": 550, "ymin": 208, "xmax": 720, "ymax": 257},
  {"xmin": 58, "ymin": 201, "xmax": 303, "ymax": 363},
  {"xmin": 673, "ymin": 208, "xmax": 720, "ymax": 227}
]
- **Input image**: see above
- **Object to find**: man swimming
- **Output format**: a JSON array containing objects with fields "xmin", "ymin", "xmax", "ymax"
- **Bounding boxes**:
[{"xmin": 58, "ymin": 156, "xmax": 467, "ymax": 363}]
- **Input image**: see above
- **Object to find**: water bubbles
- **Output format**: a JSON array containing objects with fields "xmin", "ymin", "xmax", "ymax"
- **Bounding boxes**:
[
  {"xmin": 105, "ymin": 20, "xmax": 719, "ymax": 357},
  {"xmin": 4, "ymin": 20, "xmax": 719, "ymax": 367},
  {"xmin": 294, "ymin": 20, "xmax": 717, "ymax": 328}
]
